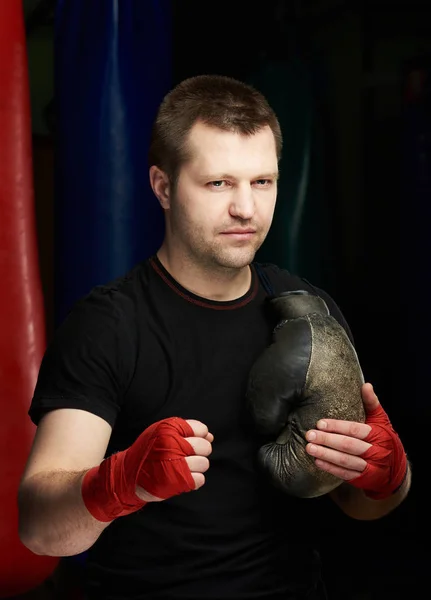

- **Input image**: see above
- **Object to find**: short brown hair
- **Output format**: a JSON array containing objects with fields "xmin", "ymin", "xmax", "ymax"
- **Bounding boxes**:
[{"xmin": 148, "ymin": 74, "xmax": 282, "ymax": 184}]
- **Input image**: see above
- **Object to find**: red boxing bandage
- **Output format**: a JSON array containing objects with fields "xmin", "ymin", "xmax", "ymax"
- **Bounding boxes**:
[
  {"xmin": 350, "ymin": 404, "xmax": 408, "ymax": 500},
  {"xmin": 82, "ymin": 417, "xmax": 196, "ymax": 522}
]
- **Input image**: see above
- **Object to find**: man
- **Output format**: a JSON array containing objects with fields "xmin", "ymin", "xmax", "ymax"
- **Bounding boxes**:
[{"xmin": 18, "ymin": 75, "xmax": 410, "ymax": 600}]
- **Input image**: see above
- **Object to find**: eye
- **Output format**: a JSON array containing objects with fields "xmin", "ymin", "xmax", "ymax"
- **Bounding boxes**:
[
  {"xmin": 254, "ymin": 179, "xmax": 273, "ymax": 187},
  {"xmin": 208, "ymin": 180, "xmax": 227, "ymax": 188}
]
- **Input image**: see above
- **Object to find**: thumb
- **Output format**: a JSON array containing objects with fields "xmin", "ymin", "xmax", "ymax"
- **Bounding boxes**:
[{"xmin": 361, "ymin": 382, "xmax": 380, "ymax": 414}]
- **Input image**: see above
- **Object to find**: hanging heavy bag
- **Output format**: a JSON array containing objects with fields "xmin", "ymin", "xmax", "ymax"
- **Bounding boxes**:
[
  {"xmin": 247, "ymin": 290, "xmax": 366, "ymax": 498},
  {"xmin": 0, "ymin": 1, "xmax": 59, "ymax": 594}
]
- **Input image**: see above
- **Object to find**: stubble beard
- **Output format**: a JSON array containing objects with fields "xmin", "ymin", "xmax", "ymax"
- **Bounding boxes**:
[
  {"xmin": 182, "ymin": 224, "xmax": 266, "ymax": 273},
  {"xmin": 169, "ymin": 200, "xmax": 268, "ymax": 274}
]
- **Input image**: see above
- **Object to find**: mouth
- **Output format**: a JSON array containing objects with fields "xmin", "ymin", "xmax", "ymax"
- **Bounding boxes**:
[
  {"xmin": 220, "ymin": 230, "xmax": 256, "ymax": 241},
  {"xmin": 220, "ymin": 229, "xmax": 256, "ymax": 235}
]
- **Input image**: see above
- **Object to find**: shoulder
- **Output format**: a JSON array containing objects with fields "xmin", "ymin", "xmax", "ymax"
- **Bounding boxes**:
[
  {"xmin": 254, "ymin": 262, "xmax": 355, "ymax": 345},
  {"xmin": 63, "ymin": 260, "xmax": 151, "ymax": 327},
  {"xmin": 30, "ymin": 263, "xmax": 153, "ymax": 427},
  {"xmin": 254, "ymin": 261, "xmax": 316, "ymax": 294},
  {"xmin": 45, "ymin": 260, "xmax": 155, "ymax": 358}
]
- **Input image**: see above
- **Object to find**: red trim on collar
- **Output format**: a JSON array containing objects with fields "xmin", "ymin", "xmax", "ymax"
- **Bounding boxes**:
[{"xmin": 149, "ymin": 257, "xmax": 259, "ymax": 310}]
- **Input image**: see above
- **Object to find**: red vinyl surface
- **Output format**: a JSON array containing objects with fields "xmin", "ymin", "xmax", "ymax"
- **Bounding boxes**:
[{"xmin": 0, "ymin": 1, "xmax": 59, "ymax": 595}]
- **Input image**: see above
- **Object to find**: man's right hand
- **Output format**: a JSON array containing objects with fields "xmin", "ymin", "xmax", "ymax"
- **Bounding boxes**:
[
  {"xmin": 82, "ymin": 417, "xmax": 213, "ymax": 522},
  {"xmin": 136, "ymin": 419, "xmax": 213, "ymax": 502}
]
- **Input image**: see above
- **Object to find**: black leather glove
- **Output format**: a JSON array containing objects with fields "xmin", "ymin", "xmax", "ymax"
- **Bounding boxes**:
[{"xmin": 247, "ymin": 290, "xmax": 365, "ymax": 498}]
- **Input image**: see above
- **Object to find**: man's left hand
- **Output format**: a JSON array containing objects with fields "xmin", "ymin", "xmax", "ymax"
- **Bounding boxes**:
[{"xmin": 305, "ymin": 383, "xmax": 408, "ymax": 499}]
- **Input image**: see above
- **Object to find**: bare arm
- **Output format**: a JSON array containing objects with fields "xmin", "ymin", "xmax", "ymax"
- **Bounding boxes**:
[
  {"xmin": 329, "ymin": 460, "xmax": 412, "ymax": 520},
  {"xmin": 18, "ymin": 408, "xmax": 113, "ymax": 557}
]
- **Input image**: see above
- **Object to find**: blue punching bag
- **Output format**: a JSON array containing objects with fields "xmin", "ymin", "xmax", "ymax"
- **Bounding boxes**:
[{"xmin": 54, "ymin": 0, "xmax": 171, "ymax": 325}]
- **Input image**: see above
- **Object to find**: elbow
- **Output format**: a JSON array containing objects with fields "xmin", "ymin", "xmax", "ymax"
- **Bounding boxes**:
[
  {"xmin": 18, "ymin": 526, "xmax": 73, "ymax": 558},
  {"xmin": 18, "ymin": 513, "xmax": 91, "ymax": 558},
  {"xmin": 338, "ymin": 508, "xmax": 383, "ymax": 521},
  {"xmin": 18, "ymin": 511, "xmax": 51, "ymax": 556},
  {"xmin": 17, "ymin": 488, "xmax": 54, "ymax": 556},
  {"xmin": 18, "ymin": 525, "xmax": 49, "ymax": 556}
]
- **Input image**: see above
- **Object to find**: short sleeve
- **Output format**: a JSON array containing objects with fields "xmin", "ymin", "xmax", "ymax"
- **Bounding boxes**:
[
  {"xmin": 258, "ymin": 262, "xmax": 356, "ymax": 347},
  {"xmin": 29, "ymin": 290, "xmax": 136, "ymax": 427}
]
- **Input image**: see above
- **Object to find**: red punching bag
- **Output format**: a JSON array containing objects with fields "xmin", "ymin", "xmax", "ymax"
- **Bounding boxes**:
[{"xmin": 0, "ymin": 1, "xmax": 59, "ymax": 596}]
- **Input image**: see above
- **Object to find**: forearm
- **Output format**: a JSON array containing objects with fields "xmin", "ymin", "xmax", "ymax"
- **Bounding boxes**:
[
  {"xmin": 329, "ymin": 461, "xmax": 412, "ymax": 520},
  {"xmin": 18, "ymin": 469, "xmax": 110, "ymax": 557}
]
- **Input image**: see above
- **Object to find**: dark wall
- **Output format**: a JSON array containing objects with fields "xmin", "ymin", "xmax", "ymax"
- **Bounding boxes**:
[{"xmin": 169, "ymin": 1, "xmax": 426, "ymax": 598}]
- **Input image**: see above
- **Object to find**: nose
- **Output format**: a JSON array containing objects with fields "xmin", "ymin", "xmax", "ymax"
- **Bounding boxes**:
[{"xmin": 228, "ymin": 184, "xmax": 255, "ymax": 220}]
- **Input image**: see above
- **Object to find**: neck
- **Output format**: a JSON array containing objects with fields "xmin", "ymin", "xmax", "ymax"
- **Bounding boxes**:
[{"xmin": 156, "ymin": 243, "xmax": 252, "ymax": 302}]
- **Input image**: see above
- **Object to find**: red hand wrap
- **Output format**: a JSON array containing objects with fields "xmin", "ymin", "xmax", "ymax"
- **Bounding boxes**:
[
  {"xmin": 350, "ymin": 404, "xmax": 407, "ymax": 500},
  {"xmin": 82, "ymin": 417, "xmax": 196, "ymax": 522}
]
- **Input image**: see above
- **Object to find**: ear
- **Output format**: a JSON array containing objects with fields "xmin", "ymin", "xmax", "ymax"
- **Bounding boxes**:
[{"xmin": 149, "ymin": 166, "xmax": 171, "ymax": 209}]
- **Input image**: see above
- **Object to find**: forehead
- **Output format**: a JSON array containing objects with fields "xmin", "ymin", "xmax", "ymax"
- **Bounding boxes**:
[{"xmin": 184, "ymin": 122, "xmax": 278, "ymax": 178}]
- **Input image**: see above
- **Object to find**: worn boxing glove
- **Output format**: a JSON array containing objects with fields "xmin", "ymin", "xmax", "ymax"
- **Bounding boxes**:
[{"xmin": 247, "ymin": 290, "xmax": 366, "ymax": 498}]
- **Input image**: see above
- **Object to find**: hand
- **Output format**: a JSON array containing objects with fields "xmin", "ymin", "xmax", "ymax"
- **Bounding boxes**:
[
  {"xmin": 305, "ymin": 383, "xmax": 407, "ymax": 498},
  {"xmin": 137, "ymin": 419, "xmax": 213, "ymax": 503},
  {"xmin": 304, "ymin": 383, "xmax": 375, "ymax": 482},
  {"xmin": 82, "ymin": 417, "xmax": 214, "ymax": 522}
]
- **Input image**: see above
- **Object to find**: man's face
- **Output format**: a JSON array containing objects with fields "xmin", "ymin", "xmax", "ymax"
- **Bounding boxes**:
[{"xmin": 167, "ymin": 122, "xmax": 278, "ymax": 271}]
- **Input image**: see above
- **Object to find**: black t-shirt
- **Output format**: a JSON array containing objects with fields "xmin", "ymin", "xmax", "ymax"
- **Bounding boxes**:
[{"xmin": 29, "ymin": 257, "xmax": 353, "ymax": 600}]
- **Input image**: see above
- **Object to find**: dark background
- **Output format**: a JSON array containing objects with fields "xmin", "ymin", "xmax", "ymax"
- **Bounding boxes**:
[{"xmin": 23, "ymin": 0, "xmax": 427, "ymax": 598}]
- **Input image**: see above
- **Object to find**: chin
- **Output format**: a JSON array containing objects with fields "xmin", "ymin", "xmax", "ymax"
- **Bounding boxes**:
[{"xmin": 215, "ymin": 250, "xmax": 257, "ymax": 270}]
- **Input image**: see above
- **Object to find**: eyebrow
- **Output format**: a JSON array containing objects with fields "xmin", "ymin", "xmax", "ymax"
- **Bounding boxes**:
[{"xmin": 201, "ymin": 172, "xmax": 279, "ymax": 181}]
